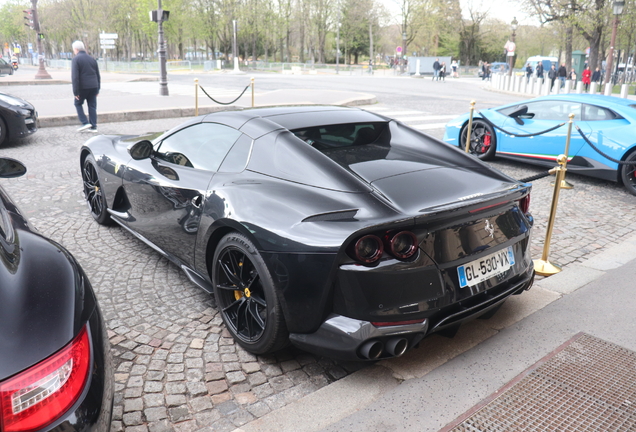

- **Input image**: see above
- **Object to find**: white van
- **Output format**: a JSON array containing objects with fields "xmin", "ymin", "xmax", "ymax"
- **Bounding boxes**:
[{"xmin": 526, "ymin": 56, "xmax": 558, "ymax": 75}]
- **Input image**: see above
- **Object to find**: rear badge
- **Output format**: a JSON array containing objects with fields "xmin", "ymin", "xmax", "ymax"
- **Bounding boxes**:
[{"xmin": 484, "ymin": 219, "xmax": 494, "ymax": 238}]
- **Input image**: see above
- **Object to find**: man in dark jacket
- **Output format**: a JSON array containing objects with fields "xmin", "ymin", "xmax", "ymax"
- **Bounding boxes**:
[
  {"xmin": 536, "ymin": 62, "xmax": 544, "ymax": 83},
  {"xmin": 557, "ymin": 63, "xmax": 567, "ymax": 88},
  {"xmin": 72, "ymin": 40, "xmax": 100, "ymax": 132},
  {"xmin": 548, "ymin": 65, "xmax": 558, "ymax": 91},
  {"xmin": 432, "ymin": 58, "xmax": 440, "ymax": 80}
]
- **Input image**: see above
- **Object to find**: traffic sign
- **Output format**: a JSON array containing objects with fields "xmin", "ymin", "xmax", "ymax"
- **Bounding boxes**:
[
  {"xmin": 100, "ymin": 44, "xmax": 115, "ymax": 50},
  {"xmin": 99, "ymin": 33, "xmax": 118, "ymax": 39}
]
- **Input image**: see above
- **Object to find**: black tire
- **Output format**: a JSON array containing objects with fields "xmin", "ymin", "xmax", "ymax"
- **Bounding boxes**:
[
  {"xmin": 620, "ymin": 151, "xmax": 636, "ymax": 196},
  {"xmin": 0, "ymin": 117, "xmax": 7, "ymax": 147},
  {"xmin": 82, "ymin": 154, "xmax": 113, "ymax": 225},
  {"xmin": 460, "ymin": 119, "xmax": 497, "ymax": 161},
  {"xmin": 212, "ymin": 233, "xmax": 288, "ymax": 355},
  {"xmin": 9, "ymin": 67, "xmax": 13, "ymax": 75}
]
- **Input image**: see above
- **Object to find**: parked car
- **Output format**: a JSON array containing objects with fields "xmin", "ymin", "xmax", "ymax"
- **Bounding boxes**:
[
  {"xmin": 525, "ymin": 55, "xmax": 558, "ymax": 75},
  {"xmin": 443, "ymin": 94, "xmax": 636, "ymax": 196},
  {"xmin": 0, "ymin": 90, "xmax": 38, "ymax": 147},
  {"xmin": 0, "ymin": 157, "xmax": 113, "ymax": 432},
  {"xmin": 80, "ymin": 106, "xmax": 535, "ymax": 361},
  {"xmin": 478, "ymin": 62, "xmax": 509, "ymax": 77},
  {"xmin": 0, "ymin": 58, "xmax": 14, "ymax": 76}
]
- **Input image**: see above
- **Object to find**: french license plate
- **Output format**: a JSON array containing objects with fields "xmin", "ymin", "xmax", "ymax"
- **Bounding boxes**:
[
  {"xmin": 25, "ymin": 118, "xmax": 34, "ymax": 124},
  {"xmin": 457, "ymin": 246, "xmax": 515, "ymax": 288}
]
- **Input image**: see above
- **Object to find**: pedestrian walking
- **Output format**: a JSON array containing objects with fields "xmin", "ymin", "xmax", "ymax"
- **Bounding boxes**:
[
  {"xmin": 548, "ymin": 65, "xmax": 558, "ymax": 91},
  {"xmin": 557, "ymin": 63, "xmax": 567, "ymax": 88},
  {"xmin": 582, "ymin": 66, "xmax": 591, "ymax": 91},
  {"xmin": 439, "ymin": 62, "xmax": 446, "ymax": 81},
  {"xmin": 433, "ymin": 58, "xmax": 440, "ymax": 80},
  {"xmin": 591, "ymin": 67, "xmax": 602, "ymax": 84},
  {"xmin": 569, "ymin": 68, "xmax": 577, "ymax": 84},
  {"xmin": 72, "ymin": 40, "xmax": 100, "ymax": 132},
  {"xmin": 536, "ymin": 62, "xmax": 544, "ymax": 83},
  {"xmin": 451, "ymin": 60, "xmax": 458, "ymax": 78},
  {"xmin": 525, "ymin": 63, "xmax": 533, "ymax": 83}
]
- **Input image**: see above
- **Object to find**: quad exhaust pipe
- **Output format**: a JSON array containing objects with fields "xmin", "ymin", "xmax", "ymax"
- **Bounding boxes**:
[
  {"xmin": 359, "ymin": 337, "xmax": 409, "ymax": 359},
  {"xmin": 385, "ymin": 338, "xmax": 408, "ymax": 357},
  {"xmin": 359, "ymin": 341, "xmax": 383, "ymax": 359}
]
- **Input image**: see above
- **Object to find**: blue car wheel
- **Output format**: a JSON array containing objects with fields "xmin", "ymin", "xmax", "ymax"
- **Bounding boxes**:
[{"xmin": 460, "ymin": 120, "xmax": 497, "ymax": 161}]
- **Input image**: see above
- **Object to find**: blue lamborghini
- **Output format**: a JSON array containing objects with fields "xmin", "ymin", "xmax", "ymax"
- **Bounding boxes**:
[{"xmin": 443, "ymin": 94, "xmax": 636, "ymax": 195}]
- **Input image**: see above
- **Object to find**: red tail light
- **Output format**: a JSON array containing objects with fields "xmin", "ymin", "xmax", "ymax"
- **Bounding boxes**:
[
  {"xmin": 385, "ymin": 231, "xmax": 418, "ymax": 259},
  {"xmin": 353, "ymin": 235, "xmax": 383, "ymax": 264},
  {"xmin": 518, "ymin": 194, "xmax": 531, "ymax": 214},
  {"xmin": 0, "ymin": 325, "xmax": 91, "ymax": 432}
]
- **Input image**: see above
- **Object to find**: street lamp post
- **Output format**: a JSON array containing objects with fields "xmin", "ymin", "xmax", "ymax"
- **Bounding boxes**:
[
  {"xmin": 232, "ymin": 20, "xmax": 240, "ymax": 72},
  {"xmin": 605, "ymin": 0, "xmax": 625, "ymax": 86},
  {"xmin": 29, "ymin": 0, "xmax": 51, "ymax": 79},
  {"xmin": 155, "ymin": 0, "xmax": 169, "ymax": 96},
  {"xmin": 508, "ymin": 17, "xmax": 518, "ymax": 77},
  {"xmin": 336, "ymin": 9, "xmax": 340, "ymax": 74},
  {"xmin": 400, "ymin": 31, "xmax": 407, "ymax": 74}
]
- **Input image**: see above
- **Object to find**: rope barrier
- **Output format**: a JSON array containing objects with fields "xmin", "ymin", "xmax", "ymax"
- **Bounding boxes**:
[
  {"xmin": 199, "ymin": 84, "xmax": 251, "ymax": 105},
  {"xmin": 476, "ymin": 113, "xmax": 566, "ymax": 137},
  {"xmin": 575, "ymin": 126, "xmax": 636, "ymax": 165},
  {"xmin": 518, "ymin": 171, "xmax": 553, "ymax": 183}
]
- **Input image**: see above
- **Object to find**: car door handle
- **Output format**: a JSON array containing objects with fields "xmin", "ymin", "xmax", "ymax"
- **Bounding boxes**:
[{"xmin": 191, "ymin": 195, "xmax": 202, "ymax": 208}]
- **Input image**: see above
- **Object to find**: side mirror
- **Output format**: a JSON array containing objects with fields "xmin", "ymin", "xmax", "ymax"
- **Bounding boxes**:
[
  {"xmin": 129, "ymin": 140, "xmax": 154, "ymax": 160},
  {"xmin": 0, "ymin": 158, "xmax": 26, "ymax": 178},
  {"xmin": 509, "ymin": 105, "xmax": 529, "ymax": 125}
]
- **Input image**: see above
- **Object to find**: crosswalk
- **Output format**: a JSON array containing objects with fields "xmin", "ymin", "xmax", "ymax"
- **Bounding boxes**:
[{"xmin": 362, "ymin": 106, "xmax": 457, "ymax": 133}]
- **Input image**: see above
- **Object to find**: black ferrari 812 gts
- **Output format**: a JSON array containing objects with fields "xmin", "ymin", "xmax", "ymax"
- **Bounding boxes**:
[{"xmin": 80, "ymin": 106, "xmax": 534, "ymax": 360}]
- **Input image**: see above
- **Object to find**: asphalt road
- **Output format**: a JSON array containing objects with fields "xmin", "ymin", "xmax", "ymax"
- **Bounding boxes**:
[{"xmin": 1, "ymin": 72, "xmax": 635, "ymax": 432}]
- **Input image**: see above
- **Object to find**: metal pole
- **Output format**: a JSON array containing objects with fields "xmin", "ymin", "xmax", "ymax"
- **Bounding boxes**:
[
  {"xmin": 336, "ymin": 9, "xmax": 340, "ymax": 74},
  {"xmin": 534, "ymin": 154, "xmax": 567, "ymax": 276},
  {"xmin": 251, "ymin": 77, "xmax": 254, "ymax": 107},
  {"xmin": 31, "ymin": 0, "xmax": 51, "ymax": 79},
  {"xmin": 232, "ymin": 20, "xmax": 240, "ymax": 72},
  {"xmin": 465, "ymin": 100, "xmax": 476, "ymax": 153},
  {"xmin": 157, "ymin": 0, "xmax": 169, "ymax": 96},
  {"xmin": 552, "ymin": 113, "xmax": 574, "ymax": 190},
  {"xmin": 194, "ymin": 78, "xmax": 198, "ymax": 116},
  {"xmin": 605, "ymin": 15, "xmax": 620, "ymax": 87}
]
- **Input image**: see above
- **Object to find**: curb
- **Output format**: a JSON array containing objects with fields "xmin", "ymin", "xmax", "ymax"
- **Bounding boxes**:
[
  {"xmin": 37, "ymin": 97, "xmax": 378, "ymax": 128},
  {"xmin": 231, "ymin": 231, "xmax": 636, "ymax": 432}
]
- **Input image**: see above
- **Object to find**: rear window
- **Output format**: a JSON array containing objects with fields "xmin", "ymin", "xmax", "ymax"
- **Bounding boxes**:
[{"xmin": 291, "ymin": 122, "xmax": 387, "ymax": 150}]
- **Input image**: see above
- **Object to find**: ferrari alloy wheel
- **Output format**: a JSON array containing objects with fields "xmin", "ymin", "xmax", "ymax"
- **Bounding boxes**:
[
  {"xmin": 620, "ymin": 151, "xmax": 636, "ymax": 196},
  {"xmin": 82, "ymin": 154, "xmax": 113, "ymax": 225},
  {"xmin": 212, "ymin": 233, "xmax": 288, "ymax": 354},
  {"xmin": 460, "ymin": 119, "xmax": 497, "ymax": 161}
]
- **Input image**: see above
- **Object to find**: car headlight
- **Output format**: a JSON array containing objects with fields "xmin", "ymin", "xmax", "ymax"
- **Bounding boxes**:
[{"xmin": 0, "ymin": 94, "xmax": 27, "ymax": 107}]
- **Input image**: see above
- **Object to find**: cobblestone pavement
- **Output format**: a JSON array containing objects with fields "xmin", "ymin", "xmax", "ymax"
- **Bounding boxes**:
[{"xmin": 1, "ymin": 116, "xmax": 635, "ymax": 432}]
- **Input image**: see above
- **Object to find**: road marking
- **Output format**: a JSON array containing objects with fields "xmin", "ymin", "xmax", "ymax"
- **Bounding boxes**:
[{"xmin": 410, "ymin": 122, "xmax": 449, "ymax": 130}]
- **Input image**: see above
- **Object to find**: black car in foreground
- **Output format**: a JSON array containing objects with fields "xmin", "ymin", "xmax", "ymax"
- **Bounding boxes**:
[
  {"xmin": 0, "ymin": 158, "xmax": 112, "ymax": 431},
  {"xmin": 0, "ymin": 91, "xmax": 38, "ymax": 147},
  {"xmin": 80, "ymin": 106, "xmax": 534, "ymax": 361}
]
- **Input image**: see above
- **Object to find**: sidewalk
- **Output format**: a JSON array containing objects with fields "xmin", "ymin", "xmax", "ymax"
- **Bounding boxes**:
[
  {"xmin": 234, "ymin": 232, "xmax": 636, "ymax": 432},
  {"xmin": 0, "ymin": 66, "xmax": 376, "ymax": 127}
]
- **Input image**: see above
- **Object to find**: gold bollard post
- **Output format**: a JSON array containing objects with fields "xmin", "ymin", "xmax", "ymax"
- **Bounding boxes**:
[
  {"xmin": 194, "ymin": 78, "xmax": 199, "ymax": 117},
  {"xmin": 551, "ymin": 113, "xmax": 574, "ymax": 189},
  {"xmin": 464, "ymin": 100, "xmax": 476, "ymax": 153},
  {"xmin": 251, "ymin": 77, "xmax": 255, "ymax": 107},
  {"xmin": 534, "ymin": 154, "xmax": 568, "ymax": 276}
]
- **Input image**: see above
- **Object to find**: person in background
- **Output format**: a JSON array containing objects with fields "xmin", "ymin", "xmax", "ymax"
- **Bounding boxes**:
[
  {"xmin": 432, "ymin": 58, "xmax": 440, "ymax": 81},
  {"xmin": 582, "ymin": 66, "xmax": 592, "ymax": 91},
  {"xmin": 451, "ymin": 59, "xmax": 458, "ymax": 78},
  {"xmin": 536, "ymin": 62, "xmax": 544, "ymax": 83},
  {"xmin": 439, "ymin": 62, "xmax": 446, "ymax": 81},
  {"xmin": 557, "ymin": 63, "xmax": 567, "ymax": 88},
  {"xmin": 525, "ymin": 63, "xmax": 533, "ymax": 83},
  {"xmin": 591, "ymin": 67, "xmax": 602, "ymax": 85},
  {"xmin": 72, "ymin": 40, "xmax": 100, "ymax": 132},
  {"xmin": 569, "ymin": 68, "xmax": 577, "ymax": 84},
  {"xmin": 548, "ymin": 64, "xmax": 558, "ymax": 91}
]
